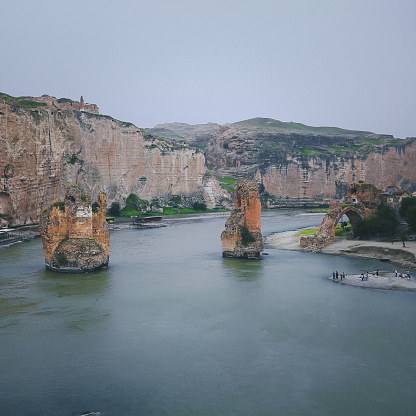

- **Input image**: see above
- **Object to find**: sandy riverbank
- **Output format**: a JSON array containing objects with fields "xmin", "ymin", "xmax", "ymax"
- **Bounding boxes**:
[
  {"xmin": 264, "ymin": 229, "xmax": 416, "ymax": 290},
  {"xmin": 327, "ymin": 271, "xmax": 416, "ymax": 291},
  {"xmin": 265, "ymin": 229, "xmax": 416, "ymax": 268}
]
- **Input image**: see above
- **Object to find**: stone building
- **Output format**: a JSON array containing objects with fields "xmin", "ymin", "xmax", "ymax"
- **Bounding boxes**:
[
  {"xmin": 221, "ymin": 180, "xmax": 263, "ymax": 259},
  {"xmin": 39, "ymin": 185, "xmax": 110, "ymax": 272}
]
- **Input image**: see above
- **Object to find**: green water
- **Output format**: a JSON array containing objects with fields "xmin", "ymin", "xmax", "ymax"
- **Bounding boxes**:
[{"xmin": 0, "ymin": 210, "xmax": 415, "ymax": 415}]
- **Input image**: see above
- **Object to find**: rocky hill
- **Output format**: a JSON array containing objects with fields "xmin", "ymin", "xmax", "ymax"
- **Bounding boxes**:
[
  {"xmin": 145, "ymin": 117, "xmax": 416, "ymax": 207},
  {"xmin": 1, "ymin": 92, "xmax": 416, "ymax": 226},
  {"xmin": 0, "ymin": 93, "xmax": 222, "ymax": 226},
  {"xmin": 145, "ymin": 121, "xmax": 220, "ymax": 148}
]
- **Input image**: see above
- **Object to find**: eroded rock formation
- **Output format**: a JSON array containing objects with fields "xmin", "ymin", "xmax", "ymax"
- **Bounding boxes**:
[
  {"xmin": 39, "ymin": 185, "xmax": 110, "ymax": 272},
  {"xmin": 300, "ymin": 183, "xmax": 382, "ymax": 250},
  {"xmin": 221, "ymin": 180, "xmax": 263, "ymax": 259},
  {"xmin": 203, "ymin": 118, "xmax": 416, "ymax": 206},
  {"xmin": 0, "ymin": 98, "xmax": 207, "ymax": 226}
]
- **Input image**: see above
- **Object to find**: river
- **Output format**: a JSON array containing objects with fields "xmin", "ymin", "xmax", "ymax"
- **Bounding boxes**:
[{"xmin": 0, "ymin": 210, "xmax": 415, "ymax": 416}]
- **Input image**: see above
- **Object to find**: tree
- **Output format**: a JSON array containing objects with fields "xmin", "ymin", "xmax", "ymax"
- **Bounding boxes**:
[
  {"xmin": 192, "ymin": 201, "xmax": 207, "ymax": 211},
  {"xmin": 108, "ymin": 202, "xmax": 121, "ymax": 217},
  {"xmin": 400, "ymin": 196, "xmax": 416, "ymax": 217},
  {"xmin": 405, "ymin": 205, "xmax": 416, "ymax": 232},
  {"xmin": 355, "ymin": 204, "xmax": 398, "ymax": 239}
]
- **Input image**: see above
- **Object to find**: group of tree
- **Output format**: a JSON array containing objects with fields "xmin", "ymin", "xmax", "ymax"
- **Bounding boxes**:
[
  {"xmin": 354, "ymin": 196, "xmax": 416, "ymax": 239},
  {"xmin": 355, "ymin": 204, "xmax": 399, "ymax": 239},
  {"xmin": 400, "ymin": 197, "xmax": 416, "ymax": 232},
  {"xmin": 106, "ymin": 197, "xmax": 208, "ymax": 217}
]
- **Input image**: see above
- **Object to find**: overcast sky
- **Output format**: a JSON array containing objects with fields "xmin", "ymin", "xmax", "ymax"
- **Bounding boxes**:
[{"xmin": 2, "ymin": 0, "xmax": 415, "ymax": 138}]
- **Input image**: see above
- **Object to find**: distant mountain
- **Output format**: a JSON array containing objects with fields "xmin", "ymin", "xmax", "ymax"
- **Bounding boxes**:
[
  {"xmin": 229, "ymin": 117, "xmax": 375, "ymax": 137},
  {"xmin": 145, "ymin": 122, "xmax": 220, "ymax": 148}
]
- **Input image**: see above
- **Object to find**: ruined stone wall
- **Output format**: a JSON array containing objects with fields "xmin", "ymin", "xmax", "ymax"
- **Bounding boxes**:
[
  {"xmin": 300, "ymin": 183, "xmax": 382, "ymax": 250},
  {"xmin": 28, "ymin": 95, "xmax": 99, "ymax": 114},
  {"xmin": 39, "ymin": 205, "xmax": 69, "ymax": 266},
  {"xmin": 92, "ymin": 192, "xmax": 110, "ymax": 255},
  {"xmin": 221, "ymin": 180, "xmax": 263, "ymax": 259},
  {"xmin": 39, "ymin": 185, "xmax": 110, "ymax": 272}
]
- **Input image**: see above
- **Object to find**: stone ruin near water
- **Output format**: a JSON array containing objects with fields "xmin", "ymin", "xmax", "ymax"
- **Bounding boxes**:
[
  {"xmin": 39, "ymin": 185, "xmax": 110, "ymax": 272},
  {"xmin": 221, "ymin": 179, "xmax": 263, "ymax": 259},
  {"xmin": 300, "ymin": 182, "xmax": 382, "ymax": 250}
]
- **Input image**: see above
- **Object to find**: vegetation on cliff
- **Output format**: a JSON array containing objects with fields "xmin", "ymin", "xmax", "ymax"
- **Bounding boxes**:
[
  {"xmin": 0, "ymin": 92, "xmax": 47, "ymax": 108},
  {"xmin": 110, "ymin": 193, "xmax": 221, "ymax": 218}
]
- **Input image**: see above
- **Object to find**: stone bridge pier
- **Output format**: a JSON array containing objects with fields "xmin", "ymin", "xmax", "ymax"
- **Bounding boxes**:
[{"xmin": 300, "ymin": 183, "xmax": 382, "ymax": 250}]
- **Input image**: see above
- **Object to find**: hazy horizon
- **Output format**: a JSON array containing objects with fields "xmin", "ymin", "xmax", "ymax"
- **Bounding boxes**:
[{"xmin": 2, "ymin": 0, "xmax": 415, "ymax": 138}]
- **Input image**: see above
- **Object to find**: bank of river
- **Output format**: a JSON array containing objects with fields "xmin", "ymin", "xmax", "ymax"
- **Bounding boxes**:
[
  {"xmin": 265, "ymin": 228, "xmax": 416, "ymax": 282},
  {"xmin": 1, "ymin": 210, "xmax": 416, "ymax": 415}
]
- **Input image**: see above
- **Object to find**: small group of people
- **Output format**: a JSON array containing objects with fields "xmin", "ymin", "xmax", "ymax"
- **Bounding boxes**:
[
  {"xmin": 332, "ymin": 270, "xmax": 345, "ymax": 280},
  {"xmin": 360, "ymin": 270, "xmax": 379, "ymax": 281},
  {"xmin": 395, "ymin": 269, "xmax": 412, "ymax": 279}
]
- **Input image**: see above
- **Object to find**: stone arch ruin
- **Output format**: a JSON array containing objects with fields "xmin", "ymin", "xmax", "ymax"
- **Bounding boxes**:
[{"xmin": 300, "ymin": 183, "xmax": 382, "ymax": 250}]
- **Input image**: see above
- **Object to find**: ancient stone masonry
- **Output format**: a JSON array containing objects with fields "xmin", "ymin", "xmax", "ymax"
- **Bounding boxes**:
[
  {"xmin": 39, "ymin": 185, "xmax": 110, "ymax": 272},
  {"xmin": 221, "ymin": 180, "xmax": 263, "ymax": 259},
  {"xmin": 300, "ymin": 183, "xmax": 382, "ymax": 250},
  {"xmin": 28, "ymin": 94, "xmax": 99, "ymax": 113}
]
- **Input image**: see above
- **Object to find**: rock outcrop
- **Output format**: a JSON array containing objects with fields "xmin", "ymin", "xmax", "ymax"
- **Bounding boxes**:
[
  {"xmin": 300, "ymin": 183, "xmax": 382, "ymax": 250},
  {"xmin": 203, "ymin": 118, "xmax": 416, "ymax": 206},
  {"xmin": 39, "ymin": 185, "xmax": 110, "ymax": 272},
  {"xmin": 0, "ymin": 97, "xmax": 206, "ymax": 226},
  {"xmin": 221, "ymin": 180, "xmax": 263, "ymax": 259}
]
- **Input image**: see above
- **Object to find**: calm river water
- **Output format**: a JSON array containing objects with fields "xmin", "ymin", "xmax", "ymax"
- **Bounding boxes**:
[{"xmin": 1, "ymin": 210, "xmax": 415, "ymax": 416}]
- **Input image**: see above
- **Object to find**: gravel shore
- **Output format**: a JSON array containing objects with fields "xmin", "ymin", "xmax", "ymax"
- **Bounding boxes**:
[
  {"xmin": 264, "ymin": 229, "xmax": 416, "ymax": 291},
  {"xmin": 328, "ymin": 271, "xmax": 416, "ymax": 291}
]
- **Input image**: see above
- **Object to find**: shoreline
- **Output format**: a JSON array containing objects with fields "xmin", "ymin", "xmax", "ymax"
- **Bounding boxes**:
[
  {"xmin": 265, "ymin": 229, "xmax": 416, "ymax": 291},
  {"xmin": 264, "ymin": 229, "xmax": 416, "ymax": 268},
  {"xmin": 327, "ymin": 271, "xmax": 416, "ymax": 291}
]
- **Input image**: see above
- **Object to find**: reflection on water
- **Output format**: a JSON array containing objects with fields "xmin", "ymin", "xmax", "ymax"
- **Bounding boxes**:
[
  {"xmin": 222, "ymin": 257, "xmax": 264, "ymax": 281},
  {"xmin": 0, "ymin": 210, "xmax": 416, "ymax": 416}
]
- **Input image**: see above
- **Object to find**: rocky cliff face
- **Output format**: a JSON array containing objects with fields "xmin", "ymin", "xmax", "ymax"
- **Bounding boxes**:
[
  {"xmin": 0, "ymin": 99, "xmax": 206, "ymax": 226},
  {"xmin": 204, "ymin": 118, "xmax": 416, "ymax": 205}
]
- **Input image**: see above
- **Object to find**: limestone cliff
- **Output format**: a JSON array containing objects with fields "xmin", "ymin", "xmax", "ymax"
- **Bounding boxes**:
[
  {"xmin": 39, "ymin": 185, "xmax": 110, "ymax": 272},
  {"xmin": 0, "ymin": 97, "xmax": 206, "ymax": 226},
  {"xmin": 221, "ymin": 180, "xmax": 263, "ymax": 259},
  {"xmin": 204, "ymin": 118, "xmax": 416, "ymax": 205}
]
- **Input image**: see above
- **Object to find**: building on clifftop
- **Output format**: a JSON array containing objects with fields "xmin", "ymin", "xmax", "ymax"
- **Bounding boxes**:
[
  {"xmin": 221, "ymin": 179, "xmax": 263, "ymax": 259},
  {"xmin": 39, "ymin": 185, "xmax": 110, "ymax": 272}
]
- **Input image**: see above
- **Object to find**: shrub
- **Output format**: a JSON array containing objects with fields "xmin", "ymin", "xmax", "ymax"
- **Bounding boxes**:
[
  {"xmin": 192, "ymin": 202, "xmax": 207, "ymax": 211},
  {"xmin": 92, "ymin": 201, "xmax": 100, "ymax": 213},
  {"xmin": 56, "ymin": 252, "xmax": 67, "ymax": 266},
  {"xmin": 240, "ymin": 226, "xmax": 256, "ymax": 246}
]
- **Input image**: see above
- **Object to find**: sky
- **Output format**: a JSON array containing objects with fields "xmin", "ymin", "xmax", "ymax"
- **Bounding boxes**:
[{"xmin": 2, "ymin": 0, "xmax": 416, "ymax": 138}]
